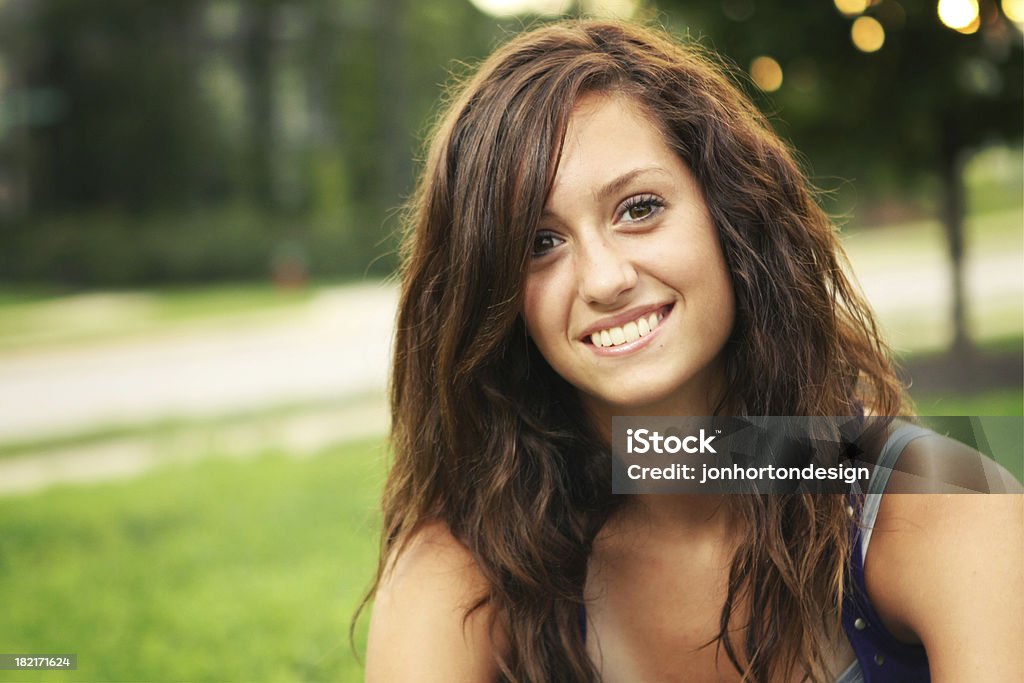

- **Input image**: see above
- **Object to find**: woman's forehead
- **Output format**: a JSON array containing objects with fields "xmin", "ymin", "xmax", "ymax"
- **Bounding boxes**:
[{"xmin": 545, "ymin": 93, "xmax": 691, "ymax": 207}]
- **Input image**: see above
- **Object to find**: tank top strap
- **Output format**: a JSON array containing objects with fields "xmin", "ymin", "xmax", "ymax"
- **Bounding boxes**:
[
  {"xmin": 859, "ymin": 422, "xmax": 933, "ymax": 562},
  {"xmin": 843, "ymin": 421, "xmax": 933, "ymax": 681}
]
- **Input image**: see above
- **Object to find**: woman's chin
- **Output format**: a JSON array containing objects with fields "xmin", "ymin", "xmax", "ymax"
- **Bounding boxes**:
[{"xmin": 581, "ymin": 387, "xmax": 698, "ymax": 419}]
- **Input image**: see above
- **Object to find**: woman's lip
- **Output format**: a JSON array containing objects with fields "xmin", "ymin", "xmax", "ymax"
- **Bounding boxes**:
[
  {"xmin": 577, "ymin": 303, "xmax": 673, "ymax": 341},
  {"xmin": 583, "ymin": 304, "xmax": 673, "ymax": 355}
]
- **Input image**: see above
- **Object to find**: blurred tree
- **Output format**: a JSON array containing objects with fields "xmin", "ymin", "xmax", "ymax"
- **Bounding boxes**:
[
  {"xmin": 241, "ymin": 0, "xmax": 276, "ymax": 209},
  {"xmin": 0, "ymin": 0, "xmax": 508, "ymax": 284},
  {"xmin": 34, "ymin": 0, "xmax": 1021, "ymax": 293},
  {"xmin": 659, "ymin": 0, "xmax": 1023, "ymax": 354},
  {"xmin": 15, "ymin": 0, "xmax": 232, "ymax": 211}
]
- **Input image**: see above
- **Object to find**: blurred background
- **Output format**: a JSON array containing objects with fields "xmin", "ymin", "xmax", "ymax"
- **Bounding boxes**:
[{"xmin": 0, "ymin": 0, "xmax": 1020, "ymax": 680}]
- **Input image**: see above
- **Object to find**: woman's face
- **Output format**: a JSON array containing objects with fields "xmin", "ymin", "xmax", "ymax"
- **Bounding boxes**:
[{"xmin": 522, "ymin": 92, "xmax": 735, "ymax": 420}]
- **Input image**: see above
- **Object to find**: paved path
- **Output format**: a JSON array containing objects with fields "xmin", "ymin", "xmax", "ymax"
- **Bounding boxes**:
[
  {"xmin": 845, "ymin": 241, "xmax": 1022, "ymax": 352},
  {"xmin": 0, "ymin": 282, "xmax": 398, "ymax": 443},
  {"xmin": 0, "ymin": 396, "xmax": 389, "ymax": 496}
]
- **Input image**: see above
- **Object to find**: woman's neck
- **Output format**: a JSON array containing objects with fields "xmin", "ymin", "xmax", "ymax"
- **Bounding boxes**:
[{"xmin": 624, "ymin": 493, "xmax": 738, "ymax": 540}]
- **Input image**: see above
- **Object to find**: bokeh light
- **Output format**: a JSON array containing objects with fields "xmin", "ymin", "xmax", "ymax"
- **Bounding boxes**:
[
  {"xmin": 851, "ymin": 16, "xmax": 886, "ymax": 51},
  {"xmin": 750, "ymin": 56, "xmax": 783, "ymax": 92},
  {"xmin": 834, "ymin": 0, "xmax": 870, "ymax": 16},
  {"xmin": 937, "ymin": 0, "xmax": 980, "ymax": 30},
  {"xmin": 579, "ymin": 0, "xmax": 639, "ymax": 18},
  {"xmin": 955, "ymin": 14, "xmax": 981, "ymax": 33},
  {"xmin": 1005, "ymin": 0, "xmax": 1024, "ymax": 22},
  {"xmin": 468, "ymin": 0, "xmax": 573, "ymax": 17}
]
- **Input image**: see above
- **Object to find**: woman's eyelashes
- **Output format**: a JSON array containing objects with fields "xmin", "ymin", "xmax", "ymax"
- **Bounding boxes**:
[{"xmin": 618, "ymin": 194, "xmax": 665, "ymax": 223}]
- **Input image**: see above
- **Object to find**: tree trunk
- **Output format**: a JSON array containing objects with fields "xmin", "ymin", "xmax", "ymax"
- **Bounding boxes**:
[
  {"xmin": 940, "ymin": 135, "xmax": 971, "ymax": 358},
  {"xmin": 243, "ymin": 1, "xmax": 275, "ymax": 209},
  {"xmin": 376, "ymin": 0, "xmax": 409, "ymax": 214}
]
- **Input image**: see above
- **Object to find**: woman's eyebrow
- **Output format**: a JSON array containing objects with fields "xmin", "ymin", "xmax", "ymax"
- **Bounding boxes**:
[
  {"xmin": 594, "ymin": 166, "xmax": 670, "ymax": 200},
  {"xmin": 542, "ymin": 166, "xmax": 670, "ymax": 220}
]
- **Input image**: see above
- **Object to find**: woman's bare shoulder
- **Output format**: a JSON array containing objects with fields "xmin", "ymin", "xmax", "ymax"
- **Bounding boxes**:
[
  {"xmin": 365, "ymin": 521, "xmax": 505, "ymax": 682},
  {"xmin": 866, "ymin": 489, "xmax": 1024, "ymax": 681}
]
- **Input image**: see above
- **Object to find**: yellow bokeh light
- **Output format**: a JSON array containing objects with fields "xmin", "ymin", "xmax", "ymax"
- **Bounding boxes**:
[
  {"xmin": 851, "ymin": 16, "xmax": 886, "ymax": 52},
  {"xmin": 468, "ymin": 0, "xmax": 573, "ymax": 17},
  {"xmin": 956, "ymin": 14, "xmax": 981, "ymax": 33},
  {"xmin": 834, "ymin": 0, "xmax": 870, "ymax": 15},
  {"xmin": 937, "ymin": 0, "xmax": 980, "ymax": 30},
  {"xmin": 750, "ymin": 56, "xmax": 783, "ymax": 92},
  {"xmin": 579, "ymin": 0, "xmax": 639, "ymax": 19},
  {"xmin": 1003, "ymin": 0, "xmax": 1024, "ymax": 22}
]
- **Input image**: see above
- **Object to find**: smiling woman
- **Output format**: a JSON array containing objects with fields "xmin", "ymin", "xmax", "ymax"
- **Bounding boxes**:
[
  {"xmin": 523, "ymin": 93, "xmax": 734, "ymax": 424},
  {"xmin": 360, "ymin": 19, "xmax": 1023, "ymax": 683}
]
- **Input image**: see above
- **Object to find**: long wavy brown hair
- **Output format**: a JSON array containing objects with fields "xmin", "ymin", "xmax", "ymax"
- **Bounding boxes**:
[{"xmin": 365, "ymin": 19, "xmax": 906, "ymax": 683}]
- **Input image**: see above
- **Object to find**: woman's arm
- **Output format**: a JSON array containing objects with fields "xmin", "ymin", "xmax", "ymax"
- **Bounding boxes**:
[
  {"xmin": 365, "ymin": 522, "xmax": 506, "ymax": 682},
  {"xmin": 867, "ymin": 489, "xmax": 1024, "ymax": 682}
]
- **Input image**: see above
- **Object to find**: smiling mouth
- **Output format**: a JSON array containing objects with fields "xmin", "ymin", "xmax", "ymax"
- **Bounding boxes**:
[{"xmin": 586, "ymin": 305, "xmax": 672, "ymax": 348}]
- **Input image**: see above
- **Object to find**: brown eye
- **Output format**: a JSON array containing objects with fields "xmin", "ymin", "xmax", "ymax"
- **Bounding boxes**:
[
  {"xmin": 626, "ymin": 203, "xmax": 653, "ymax": 220},
  {"xmin": 620, "ymin": 195, "xmax": 664, "ymax": 223},
  {"xmin": 531, "ymin": 231, "xmax": 564, "ymax": 258}
]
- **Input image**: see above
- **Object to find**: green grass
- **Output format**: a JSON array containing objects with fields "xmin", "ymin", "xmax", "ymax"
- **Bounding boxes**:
[
  {"xmin": 0, "ymin": 392, "xmax": 383, "ymax": 461},
  {"xmin": 146, "ymin": 284, "xmax": 316, "ymax": 321},
  {"xmin": 914, "ymin": 388, "xmax": 1024, "ymax": 418},
  {"xmin": 906, "ymin": 334, "xmax": 1024, "ymax": 480},
  {"xmin": 965, "ymin": 143, "xmax": 1024, "ymax": 215},
  {"xmin": 0, "ymin": 439, "xmax": 386, "ymax": 683},
  {"xmin": 0, "ymin": 283, "xmax": 316, "ymax": 353},
  {"xmin": 914, "ymin": 389, "xmax": 1024, "ymax": 482}
]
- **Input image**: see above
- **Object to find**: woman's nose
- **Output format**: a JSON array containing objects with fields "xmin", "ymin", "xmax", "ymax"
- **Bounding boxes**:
[{"xmin": 576, "ymin": 234, "xmax": 639, "ymax": 306}]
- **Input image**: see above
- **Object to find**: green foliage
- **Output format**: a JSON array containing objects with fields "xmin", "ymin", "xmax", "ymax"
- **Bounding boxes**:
[
  {"xmin": 16, "ymin": 0, "xmax": 228, "ymax": 210},
  {"xmin": 2, "ymin": 0, "xmax": 1020, "ymax": 286},
  {"xmin": 0, "ymin": 0, "xmax": 502, "ymax": 286},
  {"xmin": 658, "ymin": 0, "xmax": 1023, "ymax": 194},
  {"xmin": 2, "ymin": 205, "xmax": 396, "ymax": 286},
  {"xmin": 0, "ymin": 439, "xmax": 386, "ymax": 683},
  {"xmin": 916, "ymin": 387, "xmax": 1024, "ymax": 419}
]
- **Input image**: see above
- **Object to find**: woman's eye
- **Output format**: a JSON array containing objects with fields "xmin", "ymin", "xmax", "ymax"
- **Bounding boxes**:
[
  {"xmin": 626, "ymin": 204, "xmax": 653, "ymax": 220},
  {"xmin": 620, "ymin": 195, "xmax": 664, "ymax": 223},
  {"xmin": 531, "ymin": 231, "xmax": 564, "ymax": 257}
]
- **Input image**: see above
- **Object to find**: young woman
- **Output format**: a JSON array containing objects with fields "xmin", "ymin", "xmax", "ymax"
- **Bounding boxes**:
[{"xmin": 363, "ymin": 20, "xmax": 1023, "ymax": 683}]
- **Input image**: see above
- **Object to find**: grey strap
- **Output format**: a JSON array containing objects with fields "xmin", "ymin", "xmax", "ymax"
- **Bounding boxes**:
[
  {"xmin": 860, "ymin": 422, "xmax": 933, "ymax": 561},
  {"xmin": 833, "ymin": 658, "xmax": 865, "ymax": 683}
]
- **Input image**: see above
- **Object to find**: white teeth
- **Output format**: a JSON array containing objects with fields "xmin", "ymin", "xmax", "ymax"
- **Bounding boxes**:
[{"xmin": 589, "ymin": 309, "xmax": 666, "ymax": 348}]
